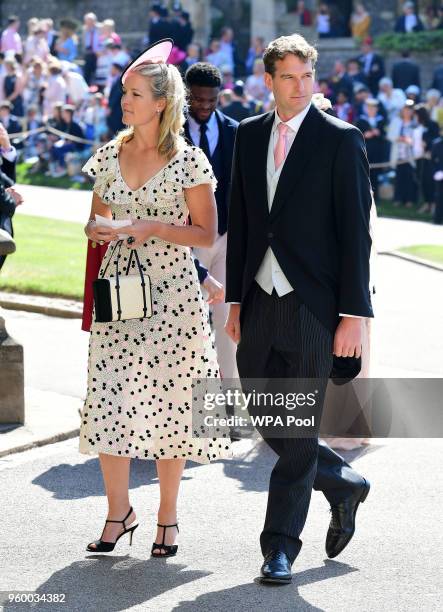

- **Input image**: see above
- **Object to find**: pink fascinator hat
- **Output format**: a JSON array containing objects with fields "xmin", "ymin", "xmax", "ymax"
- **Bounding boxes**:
[{"xmin": 120, "ymin": 38, "xmax": 174, "ymax": 85}]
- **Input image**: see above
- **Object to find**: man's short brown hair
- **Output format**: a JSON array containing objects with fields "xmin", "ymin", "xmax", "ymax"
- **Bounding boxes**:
[{"xmin": 263, "ymin": 34, "xmax": 318, "ymax": 76}]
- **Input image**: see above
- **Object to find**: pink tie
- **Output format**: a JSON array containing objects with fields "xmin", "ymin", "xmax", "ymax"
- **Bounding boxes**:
[{"xmin": 274, "ymin": 122, "xmax": 289, "ymax": 170}]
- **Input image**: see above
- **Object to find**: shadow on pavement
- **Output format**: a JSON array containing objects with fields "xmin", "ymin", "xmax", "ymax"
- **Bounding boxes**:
[
  {"xmin": 222, "ymin": 438, "xmax": 383, "ymax": 493},
  {"xmin": 172, "ymin": 559, "xmax": 358, "ymax": 612},
  {"xmin": 31, "ymin": 456, "xmax": 203, "ymax": 500},
  {"xmin": 221, "ymin": 439, "xmax": 273, "ymax": 493},
  {"xmin": 340, "ymin": 442, "xmax": 384, "ymax": 464},
  {"xmin": 3, "ymin": 557, "xmax": 210, "ymax": 612},
  {"xmin": 3, "ymin": 557, "xmax": 358, "ymax": 612}
]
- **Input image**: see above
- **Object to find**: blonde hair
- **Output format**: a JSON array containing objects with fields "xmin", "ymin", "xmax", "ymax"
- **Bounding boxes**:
[
  {"xmin": 116, "ymin": 62, "xmax": 187, "ymax": 160},
  {"xmin": 263, "ymin": 34, "xmax": 318, "ymax": 76}
]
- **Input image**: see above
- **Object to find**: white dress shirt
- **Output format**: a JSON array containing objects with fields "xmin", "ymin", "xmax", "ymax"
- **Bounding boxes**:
[
  {"xmin": 255, "ymin": 103, "xmax": 311, "ymax": 296},
  {"xmin": 405, "ymin": 14, "xmax": 418, "ymax": 33},
  {"xmin": 187, "ymin": 112, "xmax": 219, "ymax": 156},
  {"xmin": 0, "ymin": 145, "xmax": 17, "ymax": 162},
  {"xmin": 363, "ymin": 52, "xmax": 374, "ymax": 75}
]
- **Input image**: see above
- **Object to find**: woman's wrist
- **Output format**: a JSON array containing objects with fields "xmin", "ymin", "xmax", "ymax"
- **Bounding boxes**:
[
  {"xmin": 84, "ymin": 219, "xmax": 95, "ymax": 238},
  {"xmin": 150, "ymin": 220, "xmax": 165, "ymax": 239},
  {"xmin": 135, "ymin": 220, "xmax": 164, "ymax": 240}
]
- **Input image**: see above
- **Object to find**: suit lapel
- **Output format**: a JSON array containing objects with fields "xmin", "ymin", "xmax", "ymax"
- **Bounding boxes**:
[
  {"xmin": 248, "ymin": 111, "xmax": 274, "ymax": 218},
  {"xmin": 183, "ymin": 120, "xmax": 192, "ymax": 146},
  {"xmin": 269, "ymin": 104, "xmax": 322, "ymax": 221},
  {"xmin": 214, "ymin": 110, "xmax": 225, "ymax": 153}
]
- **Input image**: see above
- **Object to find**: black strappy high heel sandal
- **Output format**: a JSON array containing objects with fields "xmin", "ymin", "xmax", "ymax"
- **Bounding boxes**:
[
  {"xmin": 86, "ymin": 506, "xmax": 138, "ymax": 553},
  {"xmin": 151, "ymin": 523, "xmax": 179, "ymax": 558}
]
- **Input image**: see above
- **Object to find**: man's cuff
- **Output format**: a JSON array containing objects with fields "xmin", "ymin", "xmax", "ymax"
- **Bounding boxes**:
[
  {"xmin": 199, "ymin": 269, "xmax": 209, "ymax": 283},
  {"xmin": 339, "ymin": 313, "xmax": 363, "ymax": 318},
  {"xmin": 1, "ymin": 145, "xmax": 17, "ymax": 162}
]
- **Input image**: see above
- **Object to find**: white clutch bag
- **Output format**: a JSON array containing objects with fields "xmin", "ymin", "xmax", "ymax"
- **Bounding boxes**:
[{"xmin": 93, "ymin": 240, "xmax": 152, "ymax": 322}]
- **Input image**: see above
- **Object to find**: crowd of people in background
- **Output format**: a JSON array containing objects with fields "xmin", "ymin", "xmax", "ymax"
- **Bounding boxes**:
[
  {"xmin": 299, "ymin": 0, "xmax": 443, "ymax": 40},
  {"xmin": 0, "ymin": 4, "xmax": 442, "ymax": 221},
  {"xmin": 0, "ymin": 13, "xmax": 128, "ymax": 177},
  {"xmin": 287, "ymin": 0, "xmax": 443, "ymax": 40},
  {"xmin": 317, "ymin": 33, "xmax": 443, "ymax": 220}
]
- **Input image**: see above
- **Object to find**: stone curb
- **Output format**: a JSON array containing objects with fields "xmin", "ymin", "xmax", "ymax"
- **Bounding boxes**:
[
  {"xmin": 0, "ymin": 427, "xmax": 80, "ymax": 458},
  {"xmin": 0, "ymin": 387, "xmax": 83, "ymax": 458},
  {"xmin": 0, "ymin": 292, "xmax": 82, "ymax": 319},
  {"xmin": 379, "ymin": 250, "xmax": 443, "ymax": 272}
]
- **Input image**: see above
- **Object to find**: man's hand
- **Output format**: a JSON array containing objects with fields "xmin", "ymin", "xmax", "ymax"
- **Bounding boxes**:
[
  {"xmin": 333, "ymin": 317, "xmax": 362, "ymax": 358},
  {"xmin": 6, "ymin": 187, "xmax": 23, "ymax": 206},
  {"xmin": 225, "ymin": 303, "xmax": 241, "ymax": 344},
  {"xmin": 202, "ymin": 274, "xmax": 224, "ymax": 304}
]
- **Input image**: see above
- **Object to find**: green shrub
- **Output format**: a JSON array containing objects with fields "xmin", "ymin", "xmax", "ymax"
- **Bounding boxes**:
[{"xmin": 374, "ymin": 30, "xmax": 443, "ymax": 53}]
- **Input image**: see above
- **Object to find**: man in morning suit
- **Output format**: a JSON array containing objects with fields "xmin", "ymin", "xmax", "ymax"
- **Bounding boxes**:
[
  {"xmin": 184, "ymin": 62, "xmax": 239, "ymax": 380},
  {"xmin": 391, "ymin": 51, "xmax": 421, "ymax": 91},
  {"xmin": 358, "ymin": 37, "xmax": 385, "ymax": 97},
  {"xmin": 225, "ymin": 34, "xmax": 373, "ymax": 584}
]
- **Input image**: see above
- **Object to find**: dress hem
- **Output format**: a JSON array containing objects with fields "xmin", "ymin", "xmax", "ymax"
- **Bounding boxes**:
[{"xmin": 78, "ymin": 444, "xmax": 232, "ymax": 465}]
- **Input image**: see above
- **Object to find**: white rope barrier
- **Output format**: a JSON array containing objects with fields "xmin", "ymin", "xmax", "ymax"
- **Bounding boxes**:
[
  {"xmin": 7, "ymin": 125, "xmax": 96, "ymax": 145},
  {"xmin": 4, "ymin": 126, "xmax": 433, "ymax": 170}
]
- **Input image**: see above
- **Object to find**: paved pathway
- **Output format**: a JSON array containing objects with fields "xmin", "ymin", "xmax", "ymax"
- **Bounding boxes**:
[{"xmin": 14, "ymin": 183, "xmax": 443, "ymax": 252}]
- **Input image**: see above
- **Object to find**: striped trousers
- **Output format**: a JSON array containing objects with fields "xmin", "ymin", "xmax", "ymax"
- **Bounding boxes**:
[{"xmin": 237, "ymin": 282, "xmax": 365, "ymax": 563}]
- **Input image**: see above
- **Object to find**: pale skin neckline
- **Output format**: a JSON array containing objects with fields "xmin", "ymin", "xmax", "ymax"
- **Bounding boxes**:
[{"xmin": 115, "ymin": 141, "xmax": 185, "ymax": 193}]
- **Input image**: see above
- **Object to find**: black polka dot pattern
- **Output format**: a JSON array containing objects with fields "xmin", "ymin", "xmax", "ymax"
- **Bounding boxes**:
[{"xmin": 79, "ymin": 141, "xmax": 231, "ymax": 464}]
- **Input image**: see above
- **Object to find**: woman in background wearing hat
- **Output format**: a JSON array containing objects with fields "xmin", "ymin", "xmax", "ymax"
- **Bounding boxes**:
[
  {"xmin": 355, "ymin": 98, "xmax": 387, "ymax": 202},
  {"xmin": 405, "ymin": 84, "xmax": 420, "ymax": 105},
  {"xmin": 80, "ymin": 40, "xmax": 232, "ymax": 557},
  {"xmin": 388, "ymin": 100, "xmax": 418, "ymax": 208}
]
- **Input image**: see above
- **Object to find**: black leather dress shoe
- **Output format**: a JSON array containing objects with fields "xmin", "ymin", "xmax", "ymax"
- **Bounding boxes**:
[
  {"xmin": 260, "ymin": 550, "xmax": 292, "ymax": 584},
  {"xmin": 326, "ymin": 478, "xmax": 370, "ymax": 559}
]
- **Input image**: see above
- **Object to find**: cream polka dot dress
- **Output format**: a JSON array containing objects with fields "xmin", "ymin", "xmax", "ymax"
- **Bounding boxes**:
[{"xmin": 79, "ymin": 139, "xmax": 232, "ymax": 464}]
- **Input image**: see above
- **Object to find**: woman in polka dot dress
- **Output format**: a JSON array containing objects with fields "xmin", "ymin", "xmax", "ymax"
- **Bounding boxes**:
[{"xmin": 80, "ymin": 57, "xmax": 232, "ymax": 556}]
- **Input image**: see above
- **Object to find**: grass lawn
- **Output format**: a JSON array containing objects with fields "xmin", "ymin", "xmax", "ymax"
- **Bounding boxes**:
[
  {"xmin": 376, "ymin": 200, "xmax": 433, "ymax": 222},
  {"xmin": 16, "ymin": 162, "xmax": 91, "ymax": 191},
  {"xmin": 13, "ymin": 164, "xmax": 436, "ymax": 223},
  {"xmin": 0, "ymin": 214, "xmax": 87, "ymax": 300},
  {"xmin": 399, "ymin": 245, "xmax": 443, "ymax": 265}
]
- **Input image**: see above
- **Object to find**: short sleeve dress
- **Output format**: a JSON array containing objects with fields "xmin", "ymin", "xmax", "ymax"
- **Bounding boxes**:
[{"xmin": 79, "ymin": 139, "xmax": 232, "ymax": 464}]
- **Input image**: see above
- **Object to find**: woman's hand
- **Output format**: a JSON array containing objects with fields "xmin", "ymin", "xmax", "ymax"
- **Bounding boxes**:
[
  {"xmin": 202, "ymin": 274, "xmax": 225, "ymax": 304},
  {"xmin": 84, "ymin": 220, "xmax": 119, "ymax": 244},
  {"xmin": 125, "ymin": 220, "xmax": 160, "ymax": 249}
]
